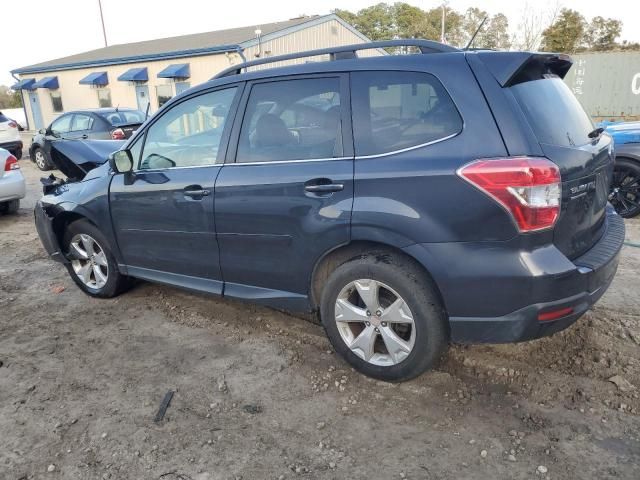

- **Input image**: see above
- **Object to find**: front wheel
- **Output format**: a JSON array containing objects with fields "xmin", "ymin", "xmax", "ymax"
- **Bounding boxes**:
[
  {"xmin": 320, "ymin": 253, "xmax": 448, "ymax": 382},
  {"xmin": 33, "ymin": 147, "xmax": 51, "ymax": 171},
  {"xmin": 62, "ymin": 219, "xmax": 131, "ymax": 298},
  {"xmin": 610, "ymin": 157, "xmax": 640, "ymax": 218}
]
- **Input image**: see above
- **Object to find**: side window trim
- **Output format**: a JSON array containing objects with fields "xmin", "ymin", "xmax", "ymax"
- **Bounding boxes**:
[
  {"xmin": 131, "ymin": 82, "xmax": 245, "ymax": 172},
  {"xmin": 226, "ymin": 73, "xmax": 353, "ymax": 165}
]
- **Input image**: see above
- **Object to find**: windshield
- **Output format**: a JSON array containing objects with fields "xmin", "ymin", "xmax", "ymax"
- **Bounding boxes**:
[
  {"xmin": 511, "ymin": 77, "xmax": 594, "ymax": 147},
  {"xmin": 98, "ymin": 110, "xmax": 145, "ymax": 126}
]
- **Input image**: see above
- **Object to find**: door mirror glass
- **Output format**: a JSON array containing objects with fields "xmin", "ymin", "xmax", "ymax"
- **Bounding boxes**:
[{"xmin": 110, "ymin": 150, "xmax": 133, "ymax": 173}]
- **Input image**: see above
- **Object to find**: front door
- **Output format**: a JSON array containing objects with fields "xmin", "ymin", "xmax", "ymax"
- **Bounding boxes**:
[
  {"xmin": 109, "ymin": 85, "xmax": 241, "ymax": 293},
  {"xmin": 135, "ymin": 85, "xmax": 150, "ymax": 114},
  {"xmin": 28, "ymin": 91, "xmax": 43, "ymax": 130},
  {"xmin": 215, "ymin": 75, "xmax": 353, "ymax": 306}
]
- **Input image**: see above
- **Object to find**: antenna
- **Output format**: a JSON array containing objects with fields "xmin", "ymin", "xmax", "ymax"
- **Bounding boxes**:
[{"xmin": 464, "ymin": 17, "xmax": 488, "ymax": 50}]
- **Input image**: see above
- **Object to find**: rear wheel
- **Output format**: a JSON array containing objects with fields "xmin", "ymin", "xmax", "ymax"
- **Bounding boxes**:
[
  {"xmin": 610, "ymin": 157, "xmax": 640, "ymax": 218},
  {"xmin": 33, "ymin": 147, "xmax": 51, "ymax": 171},
  {"xmin": 62, "ymin": 220, "xmax": 131, "ymax": 298},
  {"xmin": 0, "ymin": 199, "xmax": 19, "ymax": 214},
  {"xmin": 320, "ymin": 253, "xmax": 448, "ymax": 381}
]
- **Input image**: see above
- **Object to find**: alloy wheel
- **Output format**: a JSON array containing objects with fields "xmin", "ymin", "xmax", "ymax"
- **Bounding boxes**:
[
  {"xmin": 35, "ymin": 150, "xmax": 47, "ymax": 170},
  {"xmin": 609, "ymin": 165, "xmax": 640, "ymax": 217},
  {"xmin": 69, "ymin": 234, "xmax": 109, "ymax": 289},
  {"xmin": 334, "ymin": 279, "xmax": 416, "ymax": 366}
]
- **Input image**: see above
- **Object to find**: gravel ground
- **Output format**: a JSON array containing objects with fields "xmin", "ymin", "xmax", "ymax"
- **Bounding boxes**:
[{"xmin": 1, "ymin": 159, "xmax": 639, "ymax": 480}]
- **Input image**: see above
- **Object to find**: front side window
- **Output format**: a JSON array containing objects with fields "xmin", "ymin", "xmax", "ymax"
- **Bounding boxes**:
[
  {"xmin": 71, "ymin": 114, "xmax": 94, "ymax": 131},
  {"xmin": 97, "ymin": 88, "xmax": 112, "ymax": 108},
  {"xmin": 139, "ymin": 87, "xmax": 237, "ymax": 170},
  {"xmin": 236, "ymin": 77, "xmax": 342, "ymax": 163},
  {"xmin": 156, "ymin": 84, "xmax": 173, "ymax": 109},
  {"xmin": 50, "ymin": 91, "xmax": 64, "ymax": 113},
  {"xmin": 351, "ymin": 71, "xmax": 462, "ymax": 156},
  {"xmin": 50, "ymin": 115, "xmax": 72, "ymax": 135}
]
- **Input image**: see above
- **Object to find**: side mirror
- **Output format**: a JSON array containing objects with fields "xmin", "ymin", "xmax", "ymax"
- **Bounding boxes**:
[
  {"xmin": 38, "ymin": 128, "xmax": 47, "ymax": 135},
  {"xmin": 109, "ymin": 150, "xmax": 134, "ymax": 174}
]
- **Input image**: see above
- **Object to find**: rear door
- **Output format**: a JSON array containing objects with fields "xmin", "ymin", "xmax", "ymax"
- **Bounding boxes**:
[
  {"xmin": 215, "ymin": 74, "xmax": 353, "ymax": 305},
  {"xmin": 508, "ymin": 76, "xmax": 613, "ymax": 258},
  {"xmin": 68, "ymin": 113, "xmax": 95, "ymax": 140}
]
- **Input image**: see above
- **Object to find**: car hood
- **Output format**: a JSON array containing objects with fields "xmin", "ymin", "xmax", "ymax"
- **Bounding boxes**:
[{"xmin": 49, "ymin": 139, "xmax": 124, "ymax": 179}]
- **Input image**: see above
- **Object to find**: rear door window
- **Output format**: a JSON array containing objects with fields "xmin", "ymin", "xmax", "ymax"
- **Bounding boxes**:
[
  {"xmin": 50, "ymin": 115, "xmax": 72, "ymax": 135},
  {"xmin": 510, "ymin": 77, "xmax": 594, "ymax": 147},
  {"xmin": 236, "ymin": 77, "xmax": 342, "ymax": 163},
  {"xmin": 351, "ymin": 71, "xmax": 462, "ymax": 156},
  {"xmin": 71, "ymin": 114, "xmax": 94, "ymax": 132}
]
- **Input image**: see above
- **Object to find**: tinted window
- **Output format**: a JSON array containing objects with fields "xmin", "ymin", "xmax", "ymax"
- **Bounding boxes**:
[
  {"xmin": 351, "ymin": 71, "xmax": 462, "ymax": 156},
  {"xmin": 97, "ymin": 88, "xmax": 112, "ymax": 108},
  {"xmin": 99, "ymin": 110, "xmax": 145, "ymax": 126},
  {"xmin": 156, "ymin": 85, "xmax": 173, "ymax": 109},
  {"xmin": 139, "ymin": 87, "xmax": 236, "ymax": 170},
  {"xmin": 237, "ymin": 77, "xmax": 342, "ymax": 163},
  {"xmin": 50, "ymin": 115, "xmax": 72, "ymax": 135},
  {"xmin": 511, "ymin": 77, "xmax": 594, "ymax": 147},
  {"xmin": 71, "ymin": 114, "xmax": 93, "ymax": 131},
  {"xmin": 50, "ymin": 91, "xmax": 63, "ymax": 113}
]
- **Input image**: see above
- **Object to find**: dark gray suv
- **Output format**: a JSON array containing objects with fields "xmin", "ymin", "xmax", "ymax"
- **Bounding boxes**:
[{"xmin": 35, "ymin": 40, "xmax": 624, "ymax": 381}]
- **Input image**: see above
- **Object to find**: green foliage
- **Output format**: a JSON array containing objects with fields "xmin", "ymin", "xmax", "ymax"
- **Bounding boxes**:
[
  {"xmin": 0, "ymin": 86, "xmax": 23, "ymax": 109},
  {"xmin": 584, "ymin": 16, "xmax": 622, "ymax": 51},
  {"xmin": 541, "ymin": 9, "xmax": 586, "ymax": 53}
]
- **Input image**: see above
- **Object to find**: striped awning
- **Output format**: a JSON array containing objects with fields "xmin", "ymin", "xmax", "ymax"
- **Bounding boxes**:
[
  {"xmin": 117, "ymin": 67, "xmax": 148, "ymax": 82},
  {"xmin": 11, "ymin": 78, "xmax": 35, "ymax": 90},
  {"xmin": 79, "ymin": 71, "xmax": 109, "ymax": 86},
  {"xmin": 32, "ymin": 76, "xmax": 59, "ymax": 89},
  {"xmin": 157, "ymin": 63, "xmax": 190, "ymax": 79}
]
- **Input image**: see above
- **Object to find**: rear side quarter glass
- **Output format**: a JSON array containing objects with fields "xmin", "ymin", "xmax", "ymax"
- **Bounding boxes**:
[
  {"xmin": 351, "ymin": 71, "xmax": 462, "ymax": 157},
  {"xmin": 509, "ymin": 77, "xmax": 594, "ymax": 147}
]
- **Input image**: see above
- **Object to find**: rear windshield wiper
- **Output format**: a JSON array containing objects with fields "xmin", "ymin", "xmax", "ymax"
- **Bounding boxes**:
[{"xmin": 588, "ymin": 127, "xmax": 605, "ymax": 139}]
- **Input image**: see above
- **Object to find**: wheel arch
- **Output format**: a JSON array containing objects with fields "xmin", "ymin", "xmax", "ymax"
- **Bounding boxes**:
[{"xmin": 309, "ymin": 241, "xmax": 448, "ymax": 318}]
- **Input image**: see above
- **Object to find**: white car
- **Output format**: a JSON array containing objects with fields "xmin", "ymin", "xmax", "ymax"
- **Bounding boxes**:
[
  {"xmin": 0, "ymin": 147, "xmax": 26, "ymax": 214},
  {"xmin": 0, "ymin": 111, "xmax": 23, "ymax": 159}
]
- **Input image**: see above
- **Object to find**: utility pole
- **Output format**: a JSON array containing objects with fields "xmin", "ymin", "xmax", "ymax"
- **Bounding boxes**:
[
  {"xmin": 98, "ymin": 0, "xmax": 108, "ymax": 47},
  {"xmin": 440, "ymin": 1, "xmax": 448, "ymax": 43}
]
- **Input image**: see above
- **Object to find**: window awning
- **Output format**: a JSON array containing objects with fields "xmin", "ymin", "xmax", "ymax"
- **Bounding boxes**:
[
  {"xmin": 157, "ymin": 63, "xmax": 190, "ymax": 79},
  {"xmin": 11, "ymin": 78, "xmax": 36, "ymax": 90},
  {"xmin": 117, "ymin": 67, "xmax": 148, "ymax": 82},
  {"xmin": 79, "ymin": 71, "xmax": 109, "ymax": 86},
  {"xmin": 32, "ymin": 76, "xmax": 59, "ymax": 89}
]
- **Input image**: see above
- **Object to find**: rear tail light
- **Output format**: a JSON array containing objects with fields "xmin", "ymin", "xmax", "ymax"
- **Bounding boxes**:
[
  {"xmin": 457, "ymin": 157, "xmax": 561, "ymax": 232},
  {"xmin": 111, "ymin": 128, "xmax": 126, "ymax": 140},
  {"xmin": 4, "ymin": 154, "xmax": 19, "ymax": 171},
  {"xmin": 538, "ymin": 307, "xmax": 574, "ymax": 322},
  {"xmin": 8, "ymin": 121, "xmax": 17, "ymax": 129}
]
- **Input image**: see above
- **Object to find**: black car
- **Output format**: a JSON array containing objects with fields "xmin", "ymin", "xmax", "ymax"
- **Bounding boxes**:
[
  {"xmin": 609, "ymin": 142, "xmax": 640, "ymax": 218},
  {"xmin": 34, "ymin": 40, "xmax": 623, "ymax": 381},
  {"xmin": 29, "ymin": 108, "xmax": 145, "ymax": 171}
]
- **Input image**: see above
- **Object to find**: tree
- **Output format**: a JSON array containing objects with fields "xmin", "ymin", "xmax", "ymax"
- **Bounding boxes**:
[
  {"xmin": 0, "ymin": 86, "xmax": 23, "ymax": 109},
  {"xmin": 334, "ymin": 3, "xmax": 395, "ymax": 41},
  {"xmin": 462, "ymin": 8, "xmax": 511, "ymax": 49},
  {"xmin": 540, "ymin": 8, "xmax": 586, "ymax": 53},
  {"xmin": 584, "ymin": 16, "xmax": 622, "ymax": 51},
  {"xmin": 510, "ymin": 1, "xmax": 561, "ymax": 51}
]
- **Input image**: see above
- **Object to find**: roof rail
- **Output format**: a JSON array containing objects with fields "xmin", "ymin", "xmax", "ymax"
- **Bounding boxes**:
[{"xmin": 213, "ymin": 39, "xmax": 459, "ymax": 79}]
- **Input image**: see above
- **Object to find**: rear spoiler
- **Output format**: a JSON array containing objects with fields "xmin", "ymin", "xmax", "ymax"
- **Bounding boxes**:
[{"xmin": 470, "ymin": 51, "xmax": 573, "ymax": 87}]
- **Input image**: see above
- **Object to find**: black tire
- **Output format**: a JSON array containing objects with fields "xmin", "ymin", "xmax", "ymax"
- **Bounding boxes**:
[
  {"xmin": 320, "ymin": 252, "xmax": 448, "ymax": 382},
  {"xmin": 610, "ymin": 157, "xmax": 640, "ymax": 218},
  {"xmin": 33, "ymin": 147, "xmax": 51, "ymax": 171},
  {"xmin": 0, "ymin": 199, "xmax": 19, "ymax": 214},
  {"xmin": 62, "ymin": 219, "xmax": 131, "ymax": 298},
  {"xmin": 14, "ymin": 148, "xmax": 22, "ymax": 160}
]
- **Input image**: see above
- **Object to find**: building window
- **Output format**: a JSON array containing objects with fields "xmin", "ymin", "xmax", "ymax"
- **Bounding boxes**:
[
  {"xmin": 50, "ymin": 91, "xmax": 63, "ymax": 112},
  {"xmin": 156, "ymin": 84, "xmax": 173, "ymax": 108},
  {"xmin": 97, "ymin": 88, "xmax": 112, "ymax": 108}
]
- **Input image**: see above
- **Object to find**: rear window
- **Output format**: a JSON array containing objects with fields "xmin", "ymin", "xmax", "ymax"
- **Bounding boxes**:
[
  {"xmin": 99, "ymin": 110, "xmax": 145, "ymax": 126},
  {"xmin": 510, "ymin": 77, "xmax": 594, "ymax": 147},
  {"xmin": 0, "ymin": 112, "xmax": 8, "ymax": 122},
  {"xmin": 351, "ymin": 71, "xmax": 462, "ymax": 156}
]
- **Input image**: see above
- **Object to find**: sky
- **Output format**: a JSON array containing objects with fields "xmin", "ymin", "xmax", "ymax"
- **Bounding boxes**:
[{"xmin": 3, "ymin": 0, "xmax": 640, "ymax": 86}]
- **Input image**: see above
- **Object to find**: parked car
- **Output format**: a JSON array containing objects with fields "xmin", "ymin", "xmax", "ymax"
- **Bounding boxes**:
[
  {"xmin": 0, "ymin": 111, "xmax": 23, "ymax": 159},
  {"xmin": 609, "ymin": 142, "xmax": 640, "ymax": 218},
  {"xmin": 601, "ymin": 120, "xmax": 640, "ymax": 145},
  {"xmin": 34, "ymin": 41, "xmax": 624, "ymax": 381},
  {"xmin": 0, "ymin": 147, "xmax": 26, "ymax": 214},
  {"xmin": 29, "ymin": 108, "xmax": 145, "ymax": 171}
]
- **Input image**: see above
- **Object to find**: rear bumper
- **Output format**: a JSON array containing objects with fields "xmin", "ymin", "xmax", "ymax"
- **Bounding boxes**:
[
  {"xmin": 0, "ymin": 140, "xmax": 23, "ymax": 154},
  {"xmin": 404, "ymin": 206, "xmax": 625, "ymax": 343},
  {"xmin": 0, "ymin": 170, "xmax": 26, "ymax": 202},
  {"xmin": 34, "ymin": 201, "xmax": 68, "ymax": 263}
]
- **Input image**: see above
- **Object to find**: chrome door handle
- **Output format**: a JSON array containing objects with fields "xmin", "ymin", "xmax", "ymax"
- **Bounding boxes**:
[
  {"xmin": 184, "ymin": 189, "xmax": 211, "ymax": 198},
  {"xmin": 304, "ymin": 183, "xmax": 344, "ymax": 193}
]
